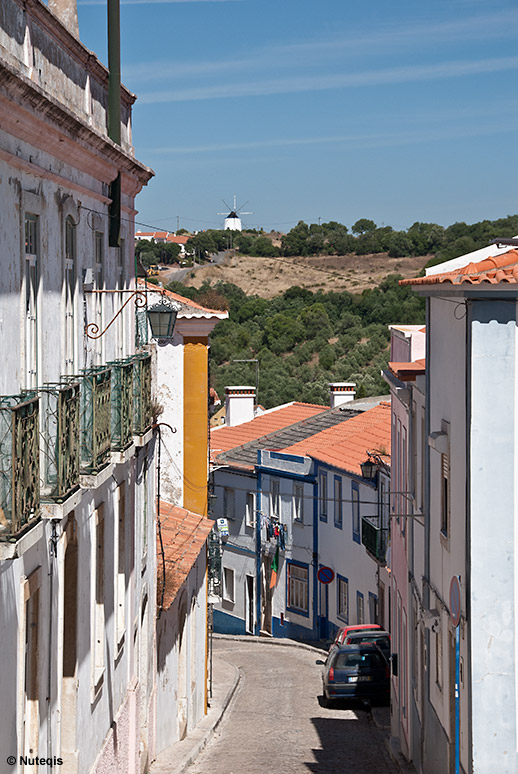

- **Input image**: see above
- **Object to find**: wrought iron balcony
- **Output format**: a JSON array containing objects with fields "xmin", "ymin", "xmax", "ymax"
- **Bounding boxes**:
[
  {"xmin": 109, "ymin": 359, "xmax": 134, "ymax": 451},
  {"xmin": 361, "ymin": 517, "xmax": 387, "ymax": 563},
  {"xmin": 78, "ymin": 367, "xmax": 112, "ymax": 474},
  {"xmin": 132, "ymin": 353, "xmax": 152, "ymax": 436},
  {"xmin": 40, "ymin": 383, "xmax": 80, "ymax": 502},
  {"xmin": 0, "ymin": 393, "xmax": 40, "ymax": 538}
]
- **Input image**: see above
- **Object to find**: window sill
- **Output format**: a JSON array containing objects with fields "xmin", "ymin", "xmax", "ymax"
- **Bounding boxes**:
[{"xmin": 439, "ymin": 530, "xmax": 449, "ymax": 551}]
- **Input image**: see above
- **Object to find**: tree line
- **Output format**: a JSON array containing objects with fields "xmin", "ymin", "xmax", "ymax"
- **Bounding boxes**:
[
  {"xmin": 183, "ymin": 214, "xmax": 518, "ymax": 266},
  {"xmin": 165, "ymin": 276, "xmax": 425, "ymax": 408}
]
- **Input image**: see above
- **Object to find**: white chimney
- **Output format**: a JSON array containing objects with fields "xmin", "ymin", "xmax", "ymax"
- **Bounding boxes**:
[
  {"xmin": 225, "ymin": 386, "xmax": 256, "ymax": 427},
  {"xmin": 329, "ymin": 382, "xmax": 356, "ymax": 408}
]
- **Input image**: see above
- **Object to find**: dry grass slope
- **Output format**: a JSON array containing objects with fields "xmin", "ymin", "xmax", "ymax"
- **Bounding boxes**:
[{"xmin": 177, "ymin": 251, "xmax": 431, "ymax": 298}]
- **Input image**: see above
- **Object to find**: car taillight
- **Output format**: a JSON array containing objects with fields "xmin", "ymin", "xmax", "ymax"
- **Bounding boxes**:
[{"xmin": 328, "ymin": 667, "xmax": 335, "ymax": 682}]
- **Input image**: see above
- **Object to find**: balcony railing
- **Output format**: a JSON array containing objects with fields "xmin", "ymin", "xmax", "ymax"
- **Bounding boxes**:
[
  {"xmin": 78, "ymin": 367, "xmax": 112, "ymax": 474},
  {"xmin": 133, "ymin": 353, "xmax": 152, "ymax": 436},
  {"xmin": 109, "ymin": 359, "xmax": 134, "ymax": 451},
  {"xmin": 361, "ymin": 517, "xmax": 387, "ymax": 563},
  {"xmin": 0, "ymin": 394, "xmax": 40, "ymax": 538},
  {"xmin": 40, "ymin": 383, "xmax": 80, "ymax": 501}
]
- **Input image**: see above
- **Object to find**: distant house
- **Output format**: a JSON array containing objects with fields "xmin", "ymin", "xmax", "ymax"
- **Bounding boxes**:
[
  {"xmin": 135, "ymin": 230, "xmax": 190, "ymax": 255},
  {"xmin": 210, "ymin": 386, "xmax": 391, "ymax": 642}
]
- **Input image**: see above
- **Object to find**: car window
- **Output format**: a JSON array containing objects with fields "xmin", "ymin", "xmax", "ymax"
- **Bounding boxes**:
[
  {"xmin": 349, "ymin": 635, "xmax": 390, "ymax": 648},
  {"xmin": 334, "ymin": 652, "xmax": 384, "ymax": 669}
]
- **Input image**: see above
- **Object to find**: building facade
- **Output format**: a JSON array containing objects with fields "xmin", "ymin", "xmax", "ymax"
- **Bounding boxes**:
[{"xmin": 0, "ymin": 2, "xmax": 157, "ymax": 772}]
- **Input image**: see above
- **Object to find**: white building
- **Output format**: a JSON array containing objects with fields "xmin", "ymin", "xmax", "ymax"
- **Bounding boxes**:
[
  {"xmin": 390, "ymin": 246, "xmax": 518, "ymax": 773},
  {"xmin": 0, "ymin": 2, "xmax": 158, "ymax": 773},
  {"xmin": 210, "ymin": 392, "xmax": 391, "ymax": 642}
]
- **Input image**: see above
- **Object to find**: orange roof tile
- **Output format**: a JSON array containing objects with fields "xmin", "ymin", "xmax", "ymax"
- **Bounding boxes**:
[
  {"xmin": 388, "ymin": 359, "xmax": 426, "ymax": 381},
  {"xmin": 211, "ymin": 402, "xmax": 328, "ymax": 461},
  {"xmin": 166, "ymin": 234, "xmax": 189, "ymax": 244},
  {"xmin": 401, "ymin": 249, "xmax": 518, "ymax": 287},
  {"xmin": 282, "ymin": 402, "xmax": 391, "ymax": 476},
  {"xmin": 157, "ymin": 502, "xmax": 213, "ymax": 611}
]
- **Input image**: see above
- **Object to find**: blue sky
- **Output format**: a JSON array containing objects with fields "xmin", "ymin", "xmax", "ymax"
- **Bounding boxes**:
[{"xmin": 76, "ymin": 0, "xmax": 518, "ymax": 234}]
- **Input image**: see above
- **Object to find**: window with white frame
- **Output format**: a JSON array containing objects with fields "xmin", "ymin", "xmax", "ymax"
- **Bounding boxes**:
[
  {"xmin": 334, "ymin": 476, "xmax": 342, "ymax": 528},
  {"xmin": 116, "ymin": 239, "xmax": 125, "ymax": 358},
  {"xmin": 352, "ymin": 483, "xmax": 360, "ymax": 542},
  {"xmin": 293, "ymin": 483, "xmax": 304, "ymax": 523},
  {"xmin": 94, "ymin": 231, "xmax": 104, "ymax": 365},
  {"xmin": 245, "ymin": 491, "xmax": 255, "ymax": 527},
  {"xmin": 223, "ymin": 567, "xmax": 235, "ymax": 602},
  {"xmin": 271, "ymin": 479, "xmax": 280, "ymax": 519},
  {"xmin": 223, "ymin": 487, "xmax": 235, "ymax": 519},
  {"xmin": 319, "ymin": 472, "xmax": 328, "ymax": 521},
  {"xmin": 435, "ymin": 627, "xmax": 443, "ymax": 690},
  {"xmin": 64, "ymin": 215, "xmax": 76, "ymax": 375},
  {"xmin": 287, "ymin": 562, "xmax": 309, "ymax": 614},
  {"xmin": 92, "ymin": 504, "xmax": 105, "ymax": 694},
  {"xmin": 24, "ymin": 214, "xmax": 39, "ymax": 389},
  {"xmin": 337, "ymin": 575, "xmax": 348, "ymax": 622},
  {"xmin": 356, "ymin": 591, "xmax": 364, "ymax": 624},
  {"xmin": 115, "ymin": 483, "xmax": 126, "ymax": 652}
]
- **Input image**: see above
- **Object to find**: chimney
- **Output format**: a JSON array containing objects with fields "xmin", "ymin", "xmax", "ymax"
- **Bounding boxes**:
[
  {"xmin": 329, "ymin": 382, "xmax": 356, "ymax": 408},
  {"xmin": 48, "ymin": 0, "xmax": 79, "ymax": 38},
  {"xmin": 225, "ymin": 386, "xmax": 255, "ymax": 427}
]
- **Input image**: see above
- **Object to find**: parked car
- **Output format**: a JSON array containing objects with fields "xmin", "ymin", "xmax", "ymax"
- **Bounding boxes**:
[
  {"xmin": 343, "ymin": 630, "xmax": 391, "ymax": 661},
  {"xmin": 317, "ymin": 644, "xmax": 390, "ymax": 706},
  {"xmin": 330, "ymin": 623, "xmax": 382, "ymax": 650}
]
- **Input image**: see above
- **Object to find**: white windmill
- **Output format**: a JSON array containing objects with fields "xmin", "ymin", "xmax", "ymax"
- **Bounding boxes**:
[{"xmin": 218, "ymin": 195, "xmax": 253, "ymax": 231}]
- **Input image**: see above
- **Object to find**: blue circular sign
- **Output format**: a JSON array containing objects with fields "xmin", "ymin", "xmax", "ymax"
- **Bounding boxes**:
[{"xmin": 317, "ymin": 566, "xmax": 335, "ymax": 584}]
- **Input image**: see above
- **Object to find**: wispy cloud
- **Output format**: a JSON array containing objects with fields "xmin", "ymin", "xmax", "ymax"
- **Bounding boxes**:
[
  {"xmin": 138, "ymin": 56, "xmax": 518, "ymax": 103},
  {"xmin": 124, "ymin": 9, "xmax": 518, "ymax": 84},
  {"xmin": 140, "ymin": 120, "xmax": 518, "ymax": 157}
]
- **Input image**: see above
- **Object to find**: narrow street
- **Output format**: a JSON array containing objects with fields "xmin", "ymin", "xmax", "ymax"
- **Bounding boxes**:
[{"xmin": 187, "ymin": 638, "xmax": 398, "ymax": 774}]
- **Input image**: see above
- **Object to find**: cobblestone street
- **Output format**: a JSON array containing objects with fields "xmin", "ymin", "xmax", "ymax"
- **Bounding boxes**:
[{"xmin": 186, "ymin": 638, "xmax": 398, "ymax": 774}]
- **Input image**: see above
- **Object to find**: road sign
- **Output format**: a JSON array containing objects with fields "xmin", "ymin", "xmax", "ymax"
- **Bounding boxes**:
[
  {"xmin": 317, "ymin": 566, "xmax": 335, "ymax": 584},
  {"xmin": 450, "ymin": 575, "xmax": 461, "ymax": 627}
]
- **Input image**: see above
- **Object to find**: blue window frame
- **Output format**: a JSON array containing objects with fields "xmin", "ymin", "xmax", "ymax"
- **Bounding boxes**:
[
  {"xmin": 337, "ymin": 574, "xmax": 349, "ymax": 623},
  {"xmin": 319, "ymin": 471, "xmax": 328, "ymax": 522},
  {"xmin": 334, "ymin": 476, "xmax": 342, "ymax": 529},
  {"xmin": 352, "ymin": 481, "xmax": 360, "ymax": 543},
  {"xmin": 286, "ymin": 559, "xmax": 310, "ymax": 617}
]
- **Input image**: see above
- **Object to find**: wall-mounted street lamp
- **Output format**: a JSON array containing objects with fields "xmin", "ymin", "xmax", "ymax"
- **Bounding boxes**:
[
  {"xmin": 360, "ymin": 450, "xmax": 389, "ymax": 482},
  {"xmin": 147, "ymin": 299, "xmax": 181, "ymax": 339},
  {"xmin": 84, "ymin": 289, "xmax": 181, "ymax": 341}
]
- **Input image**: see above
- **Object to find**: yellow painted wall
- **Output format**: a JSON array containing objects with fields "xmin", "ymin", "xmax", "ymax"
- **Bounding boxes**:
[{"xmin": 183, "ymin": 336, "xmax": 209, "ymax": 515}]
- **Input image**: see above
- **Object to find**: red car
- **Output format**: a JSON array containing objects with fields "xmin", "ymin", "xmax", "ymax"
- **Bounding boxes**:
[{"xmin": 330, "ymin": 623, "xmax": 382, "ymax": 650}]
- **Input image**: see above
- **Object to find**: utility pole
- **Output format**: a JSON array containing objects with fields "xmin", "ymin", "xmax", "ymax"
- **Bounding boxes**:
[{"xmin": 177, "ymin": 215, "xmax": 180, "ymax": 233}]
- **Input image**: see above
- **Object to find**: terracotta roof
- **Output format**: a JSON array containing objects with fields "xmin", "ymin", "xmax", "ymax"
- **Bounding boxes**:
[
  {"xmin": 211, "ymin": 402, "xmax": 328, "ymax": 461},
  {"xmin": 388, "ymin": 359, "xmax": 426, "ymax": 381},
  {"xmin": 136, "ymin": 230, "xmax": 169, "ymax": 239},
  {"xmin": 166, "ymin": 234, "xmax": 189, "ymax": 244},
  {"xmin": 157, "ymin": 502, "xmax": 213, "ymax": 611},
  {"xmin": 137, "ymin": 279, "xmax": 228, "ymax": 318},
  {"xmin": 401, "ymin": 249, "xmax": 518, "ymax": 287},
  {"xmin": 281, "ymin": 402, "xmax": 391, "ymax": 476}
]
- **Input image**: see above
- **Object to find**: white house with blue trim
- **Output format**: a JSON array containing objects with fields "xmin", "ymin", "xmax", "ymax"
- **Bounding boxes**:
[{"xmin": 210, "ymin": 396, "xmax": 391, "ymax": 643}]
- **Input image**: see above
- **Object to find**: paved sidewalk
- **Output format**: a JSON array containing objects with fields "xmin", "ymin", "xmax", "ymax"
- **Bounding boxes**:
[
  {"xmin": 148, "ymin": 634, "xmax": 416, "ymax": 774},
  {"xmin": 148, "ymin": 651, "xmax": 241, "ymax": 774}
]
